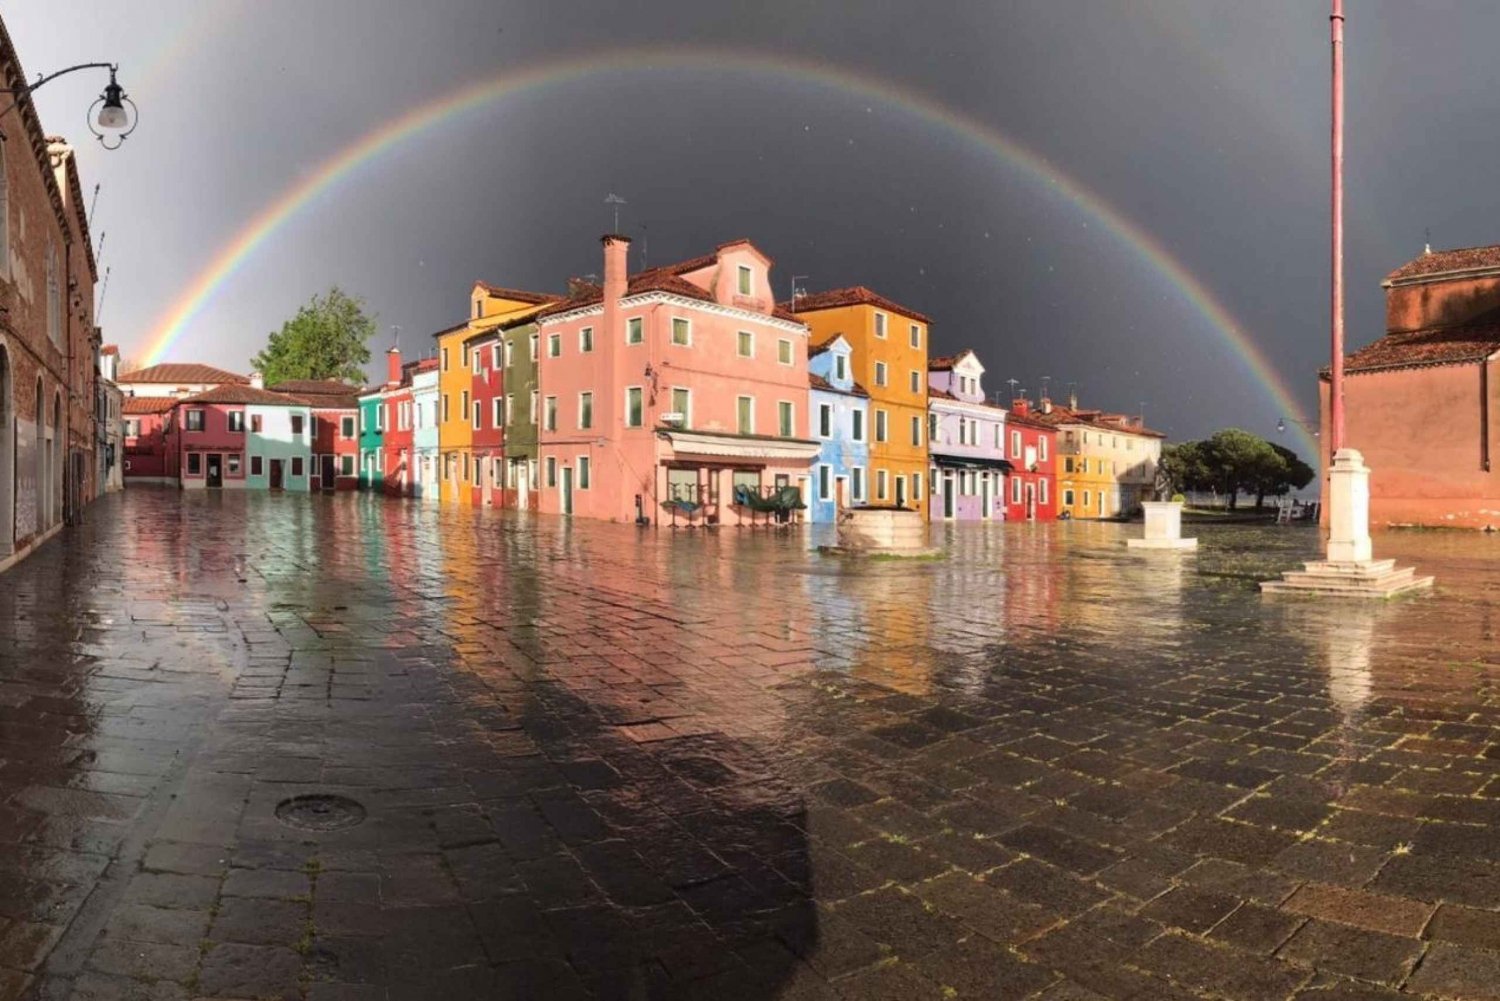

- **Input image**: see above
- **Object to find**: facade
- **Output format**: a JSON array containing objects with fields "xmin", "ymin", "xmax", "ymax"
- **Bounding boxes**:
[
  {"xmin": 536, "ymin": 236, "xmax": 820, "ymax": 524},
  {"xmin": 806, "ymin": 337, "xmax": 870, "ymax": 523},
  {"xmin": 788, "ymin": 286, "xmax": 930, "ymax": 514},
  {"xmin": 270, "ymin": 379, "xmax": 361, "ymax": 491},
  {"xmin": 358, "ymin": 349, "xmax": 408, "ymax": 493},
  {"xmin": 927, "ymin": 350, "xmax": 1008, "ymax": 521},
  {"xmin": 1002, "ymin": 401, "xmax": 1059, "ymax": 522},
  {"xmin": 1322, "ymin": 244, "xmax": 1500, "ymax": 528},
  {"xmin": 357, "ymin": 392, "xmax": 384, "ymax": 492},
  {"xmin": 410, "ymin": 360, "xmax": 440, "ymax": 502},
  {"xmin": 466, "ymin": 326, "xmax": 504, "ymax": 506},
  {"xmin": 176, "ymin": 384, "xmax": 313, "ymax": 492},
  {"xmin": 435, "ymin": 321, "xmax": 473, "ymax": 505},
  {"xmin": 498, "ymin": 316, "xmax": 543, "ymax": 510},
  {"xmin": 98, "ymin": 345, "xmax": 124, "ymax": 493},
  {"xmin": 122, "ymin": 397, "xmax": 178, "ymax": 483},
  {"xmin": 0, "ymin": 20, "xmax": 105, "ymax": 571},
  {"xmin": 1045, "ymin": 398, "xmax": 1163, "ymax": 519}
]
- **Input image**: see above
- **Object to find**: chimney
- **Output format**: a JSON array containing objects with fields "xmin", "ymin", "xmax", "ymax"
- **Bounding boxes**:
[
  {"xmin": 1040, "ymin": 397, "xmax": 1053, "ymax": 415},
  {"xmin": 387, "ymin": 346, "xmax": 402, "ymax": 387},
  {"xmin": 601, "ymin": 235, "xmax": 632, "ymax": 438},
  {"xmin": 602, "ymin": 234, "xmax": 631, "ymax": 306},
  {"xmin": 1011, "ymin": 398, "xmax": 1030, "ymax": 416},
  {"xmin": 1069, "ymin": 390, "xmax": 1078, "ymax": 410},
  {"xmin": 250, "ymin": 372, "xmax": 264, "ymax": 390}
]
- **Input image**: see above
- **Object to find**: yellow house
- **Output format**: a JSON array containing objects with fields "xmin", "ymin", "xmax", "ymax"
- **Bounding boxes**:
[
  {"xmin": 437, "ymin": 283, "xmax": 556, "ymax": 505},
  {"xmin": 787, "ymin": 286, "xmax": 929, "ymax": 515},
  {"xmin": 1043, "ymin": 400, "xmax": 1164, "ymax": 519}
]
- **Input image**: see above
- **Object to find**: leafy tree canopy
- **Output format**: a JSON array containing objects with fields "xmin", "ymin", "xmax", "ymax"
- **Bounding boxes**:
[
  {"xmin": 1160, "ymin": 429, "xmax": 1315, "ymax": 509},
  {"xmin": 252, "ymin": 287, "xmax": 376, "ymax": 386}
]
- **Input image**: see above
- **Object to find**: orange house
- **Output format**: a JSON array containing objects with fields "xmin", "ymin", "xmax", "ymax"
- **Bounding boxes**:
[{"xmin": 787, "ymin": 287, "xmax": 930, "ymax": 515}]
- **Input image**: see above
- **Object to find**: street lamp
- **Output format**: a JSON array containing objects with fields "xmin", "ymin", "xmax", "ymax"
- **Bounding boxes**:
[
  {"xmin": 1276, "ymin": 416, "xmax": 1320, "ymax": 438},
  {"xmin": 1, "ymin": 62, "xmax": 138, "ymax": 149}
]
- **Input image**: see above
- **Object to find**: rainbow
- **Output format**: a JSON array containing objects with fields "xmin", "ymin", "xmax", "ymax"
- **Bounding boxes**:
[{"xmin": 138, "ymin": 46, "xmax": 1319, "ymax": 459}]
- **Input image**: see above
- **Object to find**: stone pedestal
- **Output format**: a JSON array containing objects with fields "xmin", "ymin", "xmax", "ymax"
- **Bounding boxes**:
[
  {"xmin": 825, "ymin": 507, "xmax": 939, "ymax": 556},
  {"xmin": 1127, "ymin": 501, "xmax": 1197, "ymax": 550},
  {"xmin": 1261, "ymin": 448, "xmax": 1433, "ymax": 597}
]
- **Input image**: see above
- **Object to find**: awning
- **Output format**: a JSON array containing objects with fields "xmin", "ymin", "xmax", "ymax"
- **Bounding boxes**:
[
  {"xmin": 932, "ymin": 454, "xmax": 1014, "ymax": 473},
  {"xmin": 658, "ymin": 429, "xmax": 821, "ymax": 462}
]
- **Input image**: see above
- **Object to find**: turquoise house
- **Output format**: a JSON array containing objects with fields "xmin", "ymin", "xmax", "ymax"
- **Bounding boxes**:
[
  {"xmin": 358, "ymin": 391, "xmax": 384, "ymax": 491},
  {"xmin": 806, "ymin": 336, "xmax": 870, "ymax": 522}
]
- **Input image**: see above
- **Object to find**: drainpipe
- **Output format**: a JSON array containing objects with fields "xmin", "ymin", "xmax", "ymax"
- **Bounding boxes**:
[{"xmin": 1483, "ymin": 360, "xmax": 1491, "ymax": 473}]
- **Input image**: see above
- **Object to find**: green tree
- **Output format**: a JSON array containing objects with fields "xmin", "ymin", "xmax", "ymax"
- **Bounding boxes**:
[
  {"xmin": 1249, "ymin": 442, "xmax": 1316, "ymax": 509},
  {"xmin": 252, "ymin": 287, "xmax": 376, "ymax": 386},
  {"xmin": 1159, "ymin": 440, "xmax": 1211, "ymax": 496}
]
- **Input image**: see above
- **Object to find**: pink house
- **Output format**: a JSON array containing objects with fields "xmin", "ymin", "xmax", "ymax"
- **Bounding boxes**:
[{"xmin": 536, "ymin": 236, "xmax": 820, "ymax": 524}]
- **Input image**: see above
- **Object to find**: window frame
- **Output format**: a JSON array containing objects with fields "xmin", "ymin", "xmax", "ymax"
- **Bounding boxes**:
[
  {"xmin": 578, "ymin": 391, "xmax": 593, "ymax": 430},
  {"xmin": 671, "ymin": 317, "xmax": 691, "ymax": 346},
  {"xmin": 777, "ymin": 400, "xmax": 794, "ymax": 438},
  {"xmin": 625, "ymin": 386, "xmax": 644, "ymax": 428},
  {"xmin": 875, "ymin": 409, "xmax": 888, "ymax": 443},
  {"xmin": 737, "ymin": 264, "xmax": 752, "ymax": 295},
  {"xmin": 626, "ymin": 316, "xmax": 643, "ymax": 345},
  {"xmin": 737, "ymin": 331, "xmax": 754, "ymax": 358},
  {"xmin": 579, "ymin": 326, "xmax": 594, "ymax": 353},
  {"xmin": 736, "ymin": 395, "xmax": 754, "ymax": 435}
]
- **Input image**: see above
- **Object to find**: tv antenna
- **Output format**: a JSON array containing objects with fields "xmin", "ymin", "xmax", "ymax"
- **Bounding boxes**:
[
  {"xmin": 95, "ymin": 265, "xmax": 111, "ymax": 324},
  {"xmin": 605, "ymin": 193, "xmax": 626, "ymax": 232},
  {"xmin": 86, "ymin": 182, "xmax": 100, "ymax": 230},
  {"xmin": 790, "ymin": 274, "xmax": 810, "ymax": 304},
  {"xmin": 1039, "ymin": 375, "xmax": 1051, "ymax": 400},
  {"xmin": 1005, "ymin": 378, "xmax": 1020, "ymax": 399},
  {"xmin": 638, "ymin": 221, "xmax": 649, "ymax": 269}
]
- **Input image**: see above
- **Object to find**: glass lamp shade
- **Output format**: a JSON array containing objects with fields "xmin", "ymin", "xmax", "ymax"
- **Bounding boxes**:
[{"xmin": 97, "ymin": 101, "xmax": 129, "ymax": 130}]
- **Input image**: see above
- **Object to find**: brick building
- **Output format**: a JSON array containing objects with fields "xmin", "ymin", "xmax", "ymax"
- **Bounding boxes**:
[{"xmin": 0, "ymin": 16, "xmax": 102, "ymax": 572}]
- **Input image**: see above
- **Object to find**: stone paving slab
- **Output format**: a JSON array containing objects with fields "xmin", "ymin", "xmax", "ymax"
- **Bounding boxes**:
[{"xmin": 0, "ymin": 491, "xmax": 1498, "ymax": 998}]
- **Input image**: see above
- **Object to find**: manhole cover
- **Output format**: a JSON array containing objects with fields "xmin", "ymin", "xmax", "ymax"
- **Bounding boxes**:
[{"xmin": 275, "ymin": 794, "xmax": 366, "ymax": 832}]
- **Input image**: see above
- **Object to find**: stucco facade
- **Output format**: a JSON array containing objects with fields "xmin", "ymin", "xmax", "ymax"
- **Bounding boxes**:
[
  {"xmin": 410, "ymin": 362, "xmax": 439, "ymax": 502},
  {"xmin": 1002, "ymin": 403, "xmax": 1059, "ymax": 522},
  {"xmin": 1045, "ymin": 401, "xmax": 1162, "ymax": 519},
  {"xmin": 927, "ymin": 350, "xmax": 1007, "ymax": 521},
  {"xmin": 806, "ymin": 337, "xmax": 870, "ymax": 523},
  {"xmin": 499, "ymin": 318, "xmax": 541, "ymax": 510}
]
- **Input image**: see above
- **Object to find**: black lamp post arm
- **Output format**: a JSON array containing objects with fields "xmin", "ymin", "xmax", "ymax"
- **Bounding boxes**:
[{"xmin": 0, "ymin": 62, "xmax": 119, "ymax": 122}]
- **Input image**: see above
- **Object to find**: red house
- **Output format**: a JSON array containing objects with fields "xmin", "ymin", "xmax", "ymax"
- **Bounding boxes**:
[
  {"xmin": 122, "ymin": 397, "xmax": 180, "ymax": 483},
  {"xmin": 380, "ymin": 378, "xmax": 415, "ymax": 497},
  {"xmin": 467, "ymin": 329, "xmax": 504, "ymax": 506},
  {"xmin": 269, "ymin": 380, "xmax": 361, "ymax": 491},
  {"xmin": 1003, "ymin": 400, "xmax": 1059, "ymax": 521}
]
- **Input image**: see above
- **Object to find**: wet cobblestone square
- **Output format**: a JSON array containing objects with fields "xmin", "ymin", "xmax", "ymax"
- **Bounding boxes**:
[{"xmin": 2, "ymin": 490, "xmax": 1499, "ymax": 1000}]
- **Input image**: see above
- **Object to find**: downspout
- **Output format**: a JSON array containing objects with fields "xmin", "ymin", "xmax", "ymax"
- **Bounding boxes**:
[{"xmin": 1483, "ymin": 359, "xmax": 1491, "ymax": 473}]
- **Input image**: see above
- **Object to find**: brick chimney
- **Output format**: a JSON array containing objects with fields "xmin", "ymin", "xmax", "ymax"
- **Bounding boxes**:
[
  {"xmin": 602, "ymin": 234, "xmax": 632, "ymax": 436},
  {"xmin": 602, "ymin": 234, "xmax": 630, "ymax": 306},
  {"xmin": 387, "ymin": 346, "xmax": 402, "ymax": 387},
  {"xmin": 1039, "ymin": 397, "xmax": 1053, "ymax": 415},
  {"xmin": 1011, "ymin": 398, "xmax": 1030, "ymax": 417}
]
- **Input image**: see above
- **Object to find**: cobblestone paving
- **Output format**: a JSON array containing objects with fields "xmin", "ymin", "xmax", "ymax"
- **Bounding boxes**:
[{"xmin": 2, "ymin": 490, "xmax": 1499, "ymax": 1000}]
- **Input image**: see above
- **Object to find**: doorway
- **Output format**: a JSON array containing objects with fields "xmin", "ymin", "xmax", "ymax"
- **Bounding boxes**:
[
  {"xmin": 561, "ymin": 465, "xmax": 573, "ymax": 516},
  {"xmin": 895, "ymin": 475, "xmax": 906, "ymax": 508},
  {"xmin": 516, "ymin": 461, "xmax": 529, "ymax": 510},
  {"xmin": 321, "ymin": 454, "xmax": 335, "ymax": 491},
  {"xmin": 1026, "ymin": 483, "xmax": 1037, "ymax": 521},
  {"xmin": 206, "ymin": 454, "xmax": 223, "ymax": 488},
  {"xmin": 982, "ymin": 474, "xmax": 992, "ymax": 519},
  {"xmin": 269, "ymin": 459, "xmax": 284, "ymax": 491},
  {"xmin": 942, "ymin": 473, "xmax": 955, "ymax": 519}
]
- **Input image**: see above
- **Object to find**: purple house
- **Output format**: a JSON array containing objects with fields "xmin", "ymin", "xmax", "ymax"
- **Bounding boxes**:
[{"xmin": 927, "ymin": 350, "xmax": 1011, "ymax": 520}]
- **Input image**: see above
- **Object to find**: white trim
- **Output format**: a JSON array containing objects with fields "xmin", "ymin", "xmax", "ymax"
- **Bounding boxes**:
[
  {"xmin": 541, "ymin": 291, "xmax": 810, "ymax": 334},
  {"xmin": 670, "ymin": 317, "xmax": 692, "ymax": 347}
]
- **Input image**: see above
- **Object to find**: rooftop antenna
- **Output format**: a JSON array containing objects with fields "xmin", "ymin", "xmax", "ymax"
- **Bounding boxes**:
[
  {"xmin": 94, "ymin": 230, "xmax": 105, "ymax": 270},
  {"xmin": 604, "ymin": 193, "xmax": 626, "ymax": 233},
  {"xmin": 1039, "ymin": 375, "xmax": 1052, "ymax": 401},
  {"xmin": 1066, "ymin": 381, "xmax": 1078, "ymax": 408},
  {"xmin": 790, "ymin": 274, "xmax": 810, "ymax": 305},
  {"xmin": 1138, "ymin": 400, "xmax": 1147, "ymax": 423},
  {"xmin": 86, "ymin": 182, "xmax": 100, "ymax": 230},
  {"xmin": 1005, "ymin": 377, "xmax": 1020, "ymax": 400},
  {"xmin": 391, "ymin": 324, "xmax": 401, "ymax": 351},
  {"xmin": 638, "ymin": 221, "xmax": 649, "ymax": 269},
  {"xmin": 94, "ymin": 265, "xmax": 111, "ymax": 324}
]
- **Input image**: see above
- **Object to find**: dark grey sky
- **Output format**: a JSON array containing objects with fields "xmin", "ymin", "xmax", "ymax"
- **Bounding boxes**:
[{"xmin": 12, "ymin": 1, "xmax": 1494, "ymax": 457}]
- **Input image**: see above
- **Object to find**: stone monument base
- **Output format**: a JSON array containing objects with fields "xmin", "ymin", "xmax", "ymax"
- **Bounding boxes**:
[
  {"xmin": 824, "ymin": 506, "xmax": 940, "ymax": 557},
  {"xmin": 1260, "ymin": 558, "xmax": 1433, "ymax": 597},
  {"xmin": 1126, "ymin": 500, "xmax": 1197, "ymax": 551}
]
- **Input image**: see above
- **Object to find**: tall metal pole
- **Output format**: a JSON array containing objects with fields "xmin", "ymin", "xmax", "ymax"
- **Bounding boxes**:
[{"xmin": 1329, "ymin": 0, "xmax": 1346, "ymax": 453}]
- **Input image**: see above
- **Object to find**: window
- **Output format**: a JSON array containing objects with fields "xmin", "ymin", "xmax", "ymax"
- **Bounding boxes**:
[
  {"xmin": 1039, "ymin": 437, "xmax": 1049, "ymax": 461},
  {"xmin": 186, "ymin": 410, "xmax": 205, "ymax": 432},
  {"xmin": 875, "ymin": 409, "xmax": 888, "ymax": 443},
  {"xmin": 851, "ymin": 409, "xmax": 864, "ymax": 442},
  {"xmin": 737, "ymin": 264, "xmax": 752, "ymax": 295},
  {"xmin": 671, "ymin": 388, "xmax": 690, "ymax": 428},
  {"xmin": 579, "ymin": 327, "xmax": 594, "ymax": 352},
  {"xmin": 125, "ymin": 419, "xmax": 140, "ymax": 438},
  {"xmin": 472, "ymin": 349, "xmax": 481, "ymax": 375},
  {"xmin": 251, "ymin": 456, "xmax": 264, "ymax": 477},
  {"xmin": 341, "ymin": 415, "xmax": 355, "ymax": 438},
  {"xmin": 547, "ymin": 333, "xmax": 561, "ymax": 357},
  {"xmin": 910, "ymin": 370, "xmax": 920, "ymax": 393},
  {"xmin": 291, "ymin": 414, "xmax": 305, "ymax": 436},
  {"xmin": 546, "ymin": 456, "xmax": 557, "ymax": 487},
  {"xmin": 227, "ymin": 411, "xmax": 244, "ymax": 433},
  {"xmin": 1080, "ymin": 459, "xmax": 1089, "ymax": 474},
  {"xmin": 529, "ymin": 333, "xmax": 539, "ymax": 359},
  {"xmin": 1039, "ymin": 479, "xmax": 1049, "ymax": 504},
  {"xmin": 474, "ymin": 299, "xmax": 483, "ymax": 319},
  {"xmin": 874, "ymin": 312, "xmax": 887, "ymax": 338},
  {"xmin": 929, "ymin": 413, "xmax": 939, "ymax": 441},
  {"xmin": 441, "ymin": 395, "xmax": 450, "ymax": 423},
  {"xmin": 909, "ymin": 323, "xmax": 921, "ymax": 348},
  {"xmin": 227, "ymin": 454, "xmax": 241, "ymax": 475},
  {"xmin": 737, "ymin": 396, "xmax": 753, "ymax": 435},
  {"xmin": 818, "ymin": 465, "xmax": 831, "ymax": 501},
  {"xmin": 472, "ymin": 458, "xmax": 481, "ymax": 486},
  {"xmin": 1065, "ymin": 457, "xmax": 1075, "ymax": 473},
  {"xmin": 1013, "ymin": 477, "xmax": 1022, "ymax": 503},
  {"xmin": 187, "ymin": 452, "xmax": 202, "ymax": 475},
  {"xmin": 529, "ymin": 390, "xmax": 537, "ymax": 422},
  {"xmin": 1064, "ymin": 488, "xmax": 1074, "ymax": 507},
  {"xmin": 578, "ymin": 456, "xmax": 591, "ymax": 489},
  {"xmin": 579, "ymin": 392, "xmax": 593, "ymax": 430},
  {"xmin": 441, "ymin": 347, "xmax": 450, "ymax": 371},
  {"xmin": 1011, "ymin": 430, "xmax": 1021, "ymax": 456},
  {"xmin": 340, "ymin": 454, "xmax": 354, "ymax": 476},
  {"xmin": 1083, "ymin": 490, "xmax": 1091, "ymax": 508},
  {"xmin": 777, "ymin": 339, "xmax": 793, "ymax": 365},
  {"xmin": 910, "ymin": 415, "xmax": 921, "ymax": 446},
  {"xmin": 460, "ymin": 392, "xmax": 469, "ymax": 422},
  {"xmin": 291, "ymin": 457, "xmax": 304, "ymax": 478},
  {"xmin": 852, "ymin": 466, "xmax": 866, "ymax": 502},
  {"xmin": 495, "ymin": 397, "xmax": 505, "ymax": 427},
  {"xmin": 876, "ymin": 469, "xmax": 888, "ymax": 500},
  {"xmin": 834, "ymin": 354, "xmax": 847, "ymax": 382},
  {"xmin": 818, "ymin": 403, "xmax": 832, "ymax": 438},
  {"xmin": 672, "ymin": 318, "xmax": 690, "ymax": 345},
  {"xmin": 737, "ymin": 331, "xmax": 754, "ymax": 358},
  {"xmin": 626, "ymin": 387, "xmax": 643, "ymax": 428},
  {"xmin": 626, "ymin": 317, "xmax": 642, "ymax": 344},
  {"xmin": 544, "ymin": 396, "xmax": 557, "ymax": 431},
  {"xmin": 472, "ymin": 401, "xmax": 481, "ymax": 430},
  {"xmin": 778, "ymin": 401, "xmax": 793, "ymax": 438},
  {"xmin": 462, "ymin": 344, "xmax": 471, "ymax": 370},
  {"xmin": 874, "ymin": 361, "xmax": 887, "ymax": 387},
  {"xmin": 46, "ymin": 242, "xmax": 60, "ymax": 347},
  {"xmin": 913, "ymin": 472, "xmax": 923, "ymax": 500}
]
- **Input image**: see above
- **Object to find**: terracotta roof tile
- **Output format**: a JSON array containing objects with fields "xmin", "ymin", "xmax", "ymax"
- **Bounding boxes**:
[
  {"xmin": 473, "ymin": 283, "xmax": 561, "ymax": 305},
  {"xmin": 118, "ymin": 363, "xmax": 249, "ymax": 385},
  {"xmin": 781, "ymin": 286, "xmax": 932, "ymax": 324},
  {"xmin": 100, "ymin": 344, "xmax": 119, "ymax": 356},
  {"xmin": 269, "ymin": 379, "xmax": 362, "ymax": 397},
  {"xmin": 1339, "ymin": 325, "xmax": 1500, "ymax": 375},
  {"xmin": 1386, "ymin": 246, "xmax": 1500, "ymax": 283},
  {"xmin": 122, "ymin": 397, "xmax": 177, "ymax": 415},
  {"xmin": 182, "ymin": 385, "xmax": 311, "ymax": 406},
  {"xmin": 808, "ymin": 373, "xmax": 869, "ymax": 397}
]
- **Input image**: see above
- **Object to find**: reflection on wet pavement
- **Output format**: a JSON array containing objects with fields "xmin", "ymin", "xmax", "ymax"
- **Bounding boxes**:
[{"xmin": 1, "ymin": 490, "xmax": 1499, "ymax": 999}]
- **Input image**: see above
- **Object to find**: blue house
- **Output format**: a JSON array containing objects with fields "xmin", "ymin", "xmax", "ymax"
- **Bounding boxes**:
[{"xmin": 806, "ymin": 336, "xmax": 870, "ymax": 522}]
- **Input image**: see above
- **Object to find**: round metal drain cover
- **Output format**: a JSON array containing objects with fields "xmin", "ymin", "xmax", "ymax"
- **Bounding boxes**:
[{"xmin": 275, "ymin": 794, "xmax": 366, "ymax": 832}]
